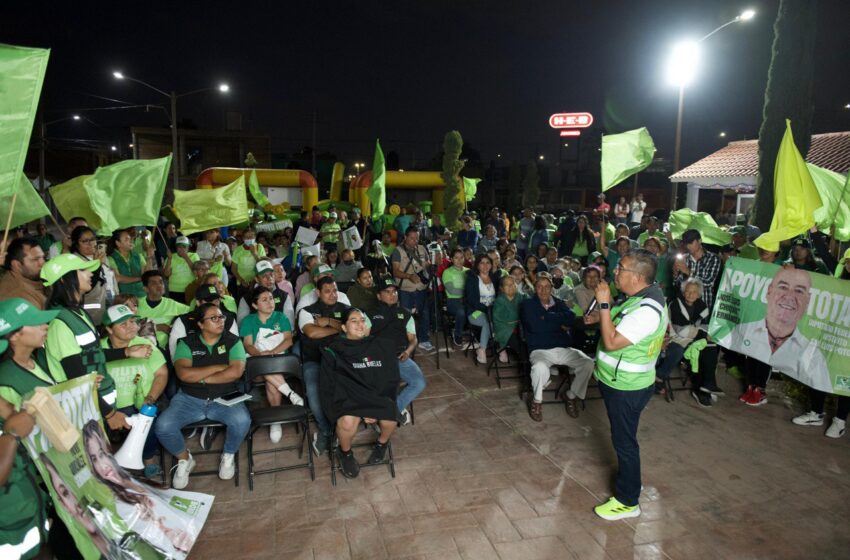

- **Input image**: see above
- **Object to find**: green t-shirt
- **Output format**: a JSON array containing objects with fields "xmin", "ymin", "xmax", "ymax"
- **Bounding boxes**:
[
  {"xmin": 232, "ymin": 244, "xmax": 267, "ymax": 284},
  {"xmin": 571, "ymin": 239, "xmax": 589, "ymax": 258},
  {"xmin": 45, "ymin": 314, "xmax": 96, "ymax": 383},
  {"xmin": 137, "ymin": 296, "xmax": 192, "ymax": 348},
  {"xmin": 320, "ymin": 222, "xmax": 341, "ymax": 244},
  {"xmin": 441, "ymin": 266, "xmax": 468, "ymax": 299},
  {"xmin": 238, "ymin": 311, "xmax": 293, "ymax": 354},
  {"xmin": 174, "ymin": 336, "xmax": 247, "ymax": 362},
  {"xmin": 300, "ymin": 283, "xmax": 315, "ymax": 299},
  {"xmin": 638, "ymin": 231, "xmax": 666, "ymax": 248},
  {"xmin": 100, "ymin": 337, "xmax": 166, "ymax": 409},
  {"xmin": 169, "ymin": 252, "xmax": 200, "ymax": 293}
]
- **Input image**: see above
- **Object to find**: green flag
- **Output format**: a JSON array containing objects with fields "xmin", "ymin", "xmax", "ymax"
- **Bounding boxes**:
[
  {"xmin": 247, "ymin": 168, "xmax": 271, "ymax": 208},
  {"xmin": 600, "ymin": 127, "xmax": 656, "ymax": 192},
  {"xmin": 49, "ymin": 175, "xmax": 101, "ymax": 230},
  {"xmin": 808, "ymin": 163, "xmax": 850, "ymax": 241},
  {"xmin": 367, "ymin": 139, "xmax": 386, "ymax": 215},
  {"xmin": 0, "ymin": 44, "xmax": 50, "ymax": 197},
  {"xmin": 83, "ymin": 155, "xmax": 172, "ymax": 235},
  {"xmin": 463, "ymin": 177, "xmax": 482, "ymax": 202},
  {"xmin": 755, "ymin": 120, "xmax": 822, "ymax": 252},
  {"xmin": 173, "ymin": 176, "xmax": 249, "ymax": 235},
  {"xmin": 0, "ymin": 174, "xmax": 50, "ymax": 229},
  {"xmin": 668, "ymin": 208, "xmax": 732, "ymax": 246}
]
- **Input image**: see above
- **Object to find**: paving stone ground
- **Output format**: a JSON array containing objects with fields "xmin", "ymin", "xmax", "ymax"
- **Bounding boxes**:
[{"xmin": 186, "ymin": 345, "xmax": 850, "ymax": 559}]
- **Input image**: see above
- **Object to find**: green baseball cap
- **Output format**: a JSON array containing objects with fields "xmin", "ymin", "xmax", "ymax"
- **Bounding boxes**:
[
  {"xmin": 311, "ymin": 264, "xmax": 335, "ymax": 279},
  {"xmin": 729, "ymin": 226, "xmax": 747, "ymax": 236},
  {"xmin": 40, "ymin": 254, "xmax": 101, "ymax": 286},
  {"xmin": 255, "ymin": 260, "xmax": 274, "ymax": 276},
  {"xmin": 102, "ymin": 304, "xmax": 138, "ymax": 326},
  {"xmin": 0, "ymin": 298, "xmax": 59, "ymax": 353}
]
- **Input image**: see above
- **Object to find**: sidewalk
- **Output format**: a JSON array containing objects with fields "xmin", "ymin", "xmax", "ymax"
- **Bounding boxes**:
[{"xmin": 187, "ymin": 348, "xmax": 850, "ymax": 559}]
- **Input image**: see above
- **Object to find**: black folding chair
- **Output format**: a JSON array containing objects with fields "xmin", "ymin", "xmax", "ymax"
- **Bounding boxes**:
[
  {"xmin": 485, "ymin": 309, "xmax": 529, "ymax": 390},
  {"xmin": 329, "ymin": 423, "xmax": 396, "ymax": 486},
  {"xmin": 169, "ymin": 419, "xmax": 240, "ymax": 487},
  {"xmin": 244, "ymin": 355, "xmax": 314, "ymax": 490}
]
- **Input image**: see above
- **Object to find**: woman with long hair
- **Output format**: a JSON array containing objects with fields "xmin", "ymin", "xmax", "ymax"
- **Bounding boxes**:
[
  {"xmin": 563, "ymin": 215, "xmax": 596, "ymax": 265},
  {"xmin": 463, "ymin": 254, "xmax": 500, "ymax": 365},
  {"xmin": 528, "ymin": 216, "xmax": 550, "ymax": 257},
  {"xmin": 108, "ymin": 229, "xmax": 151, "ymax": 298},
  {"xmin": 441, "ymin": 248, "xmax": 469, "ymax": 346},
  {"xmin": 70, "ymin": 226, "xmax": 115, "ymax": 325},
  {"xmin": 82, "ymin": 421, "xmax": 193, "ymax": 554}
]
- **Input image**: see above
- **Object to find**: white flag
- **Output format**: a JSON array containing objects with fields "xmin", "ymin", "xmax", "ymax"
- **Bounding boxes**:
[{"xmin": 341, "ymin": 225, "xmax": 363, "ymax": 251}]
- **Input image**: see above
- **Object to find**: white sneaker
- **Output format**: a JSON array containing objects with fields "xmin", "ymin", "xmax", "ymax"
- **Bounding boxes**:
[
  {"xmin": 475, "ymin": 348, "xmax": 487, "ymax": 364},
  {"xmin": 826, "ymin": 418, "xmax": 846, "ymax": 439},
  {"xmin": 792, "ymin": 411, "xmax": 825, "ymax": 426},
  {"xmin": 401, "ymin": 408, "xmax": 412, "ymax": 426},
  {"xmin": 269, "ymin": 424, "xmax": 283, "ymax": 443},
  {"xmin": 219, "ymin": 453, "xmax": 235, "ymax": 480},
  {"xmin": 418, "ymin": 341, "xmax": 435, "ymax": 353},
  {"xmin": 498, "ymin": 350, "xmax": 509, "ymax": 363},
  {"xmin": 172, "ymin": 454, "xmax": 196, "ymax": 489}
]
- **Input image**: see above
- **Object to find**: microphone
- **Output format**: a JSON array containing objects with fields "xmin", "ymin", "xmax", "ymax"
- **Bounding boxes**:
[{"xmin": 585, "ymin": 298, "xmax": 598, "ymax": 316}]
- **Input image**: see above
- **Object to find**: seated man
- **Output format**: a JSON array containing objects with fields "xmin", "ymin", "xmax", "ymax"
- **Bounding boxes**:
[
  {"xmin": 155, "ymin": 303, "xmax": 249, "ymax": 489},
  {"xmin": 368, "ymin": 278, "xmax": 427, "ymax": 425},
  {"xmin": 101, "ymin": 304, "xmax": 168, "ymax": 478},
  {"xmin": 136, "ymin": 270, "xmax": 192, "ymax": 349},
  {"xmin": 298, "ymin": 276, "xmax": 350, "ymax": 456},
  {"xmin": 520, "ymin": 275, "xmax": 595, "ymax": 421},
  {"xmin": 168, "ymin": 284, "xmax": 238, "ymax": 361},
  {"xmin": 346, "ymin": 267, "xmax": 378, "ymax": 315},
  {"xmin": 236, "ymin": 260, "xmax": 295, "ymax": 328},
  {"xmin": 320, "ymin": 308, "xmax": 400, "ymax": 479}
]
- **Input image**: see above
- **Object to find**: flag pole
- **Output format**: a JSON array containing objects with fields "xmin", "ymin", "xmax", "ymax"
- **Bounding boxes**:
[
  {"xmin": 46, "ymin": 211, "xmax": 68, "ymax": 240},
  {"xmin": 1, "ymin": 191, "xmax": 20, "ymax": 262}
]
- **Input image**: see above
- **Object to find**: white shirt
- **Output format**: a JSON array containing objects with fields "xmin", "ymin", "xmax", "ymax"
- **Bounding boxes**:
[
  {"xmin": 718, "ymin": 320, "xmax": 831, "ymax": 393},
  {"xmin": 196, "ymin": 240, "xmax": 231, "ymax": 262},
  {"xmin": 295, "ymin": 290, "xmax": 351, "ymax": 314},
  {"xmin": 615, "ymin": 305, "xmax": 662, "ymax": 345},
  {"xmin": 630, "ymin": 200, "xmax": 647, "ymax": 222},
  {"xmin": 479, "ymin": 278, "xmax": 496, "ymax": 307}
]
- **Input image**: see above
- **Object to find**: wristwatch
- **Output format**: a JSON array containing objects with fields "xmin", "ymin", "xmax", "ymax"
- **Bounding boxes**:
[{"xmin": 599, "ymin": 302, "xmax": 611, "ymax": 310}]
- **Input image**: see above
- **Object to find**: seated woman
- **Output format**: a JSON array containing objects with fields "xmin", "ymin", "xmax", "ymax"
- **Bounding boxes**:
[
  {"xmin": 524, "ymin": 254, "xmax": 546, "ymax": 285},
  {"xmin": 654, "ymin": 278, "xmax": 713, "ymax": 401},
  {"xmin": 441, "ymin": 249, "xmax": 468, "ymax": 346},
  {"xmin": 239, "ymin": 286, "xmax": 302, "ymax": 444},
  {"xmin": 319, "ymin": 308, "xmax": 400, "ymax": 480},
  {"xmin": 464, "ymin": 254, "xmax": 500, "ymax": 365},
  {"xmin": 492, "ymin": 276, "xmax": 526, "ymax": 363}
]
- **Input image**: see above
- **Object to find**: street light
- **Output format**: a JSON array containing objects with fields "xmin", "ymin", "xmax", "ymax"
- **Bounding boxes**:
[
  {"xmin": 666, "ymin": 8, "xmax": 755, "ymax": 208},
  {"xmin": 719, "ymin": 131, "xmax": 727, "ymax": 138},
  {"xmin": 112, "ymin": 70, "xmax": 230, "ymax": 189},
  {"xmin": 538, "ymin": 155, "xmax": 545, "ymax": 160}
]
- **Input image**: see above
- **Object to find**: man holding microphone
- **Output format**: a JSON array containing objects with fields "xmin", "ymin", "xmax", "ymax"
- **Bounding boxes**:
[{"xmin": 588, "ymin": 249, "xmax": 669, "ymax": 520}]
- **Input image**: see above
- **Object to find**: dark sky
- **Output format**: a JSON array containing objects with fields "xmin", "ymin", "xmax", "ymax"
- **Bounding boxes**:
[{"xmin": 7, "ymin": 0, "xmax": 850, "ymax": 170}]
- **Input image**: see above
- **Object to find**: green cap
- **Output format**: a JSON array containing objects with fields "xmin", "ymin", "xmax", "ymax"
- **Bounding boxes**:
[
  {"xmin": 729, "ymin": 226, "xmax": 747, "ymax": 236},
  {"xmin": 102, "ymin": 304, "xmax": 138, "ymax": 326},
  {"xmin": 40, "ymin": 254, "xmax": 101, "ymax": 286},
  {"xmin": 0, "ymin": 298, "xmax": 60, "ymax": 353},
  {"xmin": 377, "ymin": 277, "xmax": 398, "ymax": 291},
  {"xmin": 311, "ymin": 264, "xmax": 335, "ymax": 279}
]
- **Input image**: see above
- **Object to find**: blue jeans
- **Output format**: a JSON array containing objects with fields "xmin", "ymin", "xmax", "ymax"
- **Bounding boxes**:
[
  {"xmin": 655, "ymin": 343, "xmax": 686, "ymax": 380},
  {"xmin": 118, "ymin": 406, "xmax": 160, "ymax": 461},
  {"xmin": 599, "ymin": 383, "xmax": 654, "ymax": 507},
  {"xmin": 446, "ymin": 298, "xmax": 466, "ymax": 339},
  {"xmin": 468, "ymin": 311, "xmax": 490, "ymax": 348},
  {"xmin": 398, "ymin": 359, "xmax": 426, "ymax": 412},
  {"xmin": 399, "ymin": 290, "xmax": 431, "ymax": 343},
  {"xmin": 154, "ymin": 391, "xmax": 250, "ymax": 455},
  {"xmin": 303, "ymin": 360, "xmax": 332, "ymax": 436}
]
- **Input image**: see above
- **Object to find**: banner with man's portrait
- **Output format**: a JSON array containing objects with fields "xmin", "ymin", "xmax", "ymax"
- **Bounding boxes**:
[
  {"xmin": 709, "ymin": 257, "xmax": 850, "ymax": 396},
  {"xmin": 22, "ymin": 374, "xmax": 213, "ymax": 559}
]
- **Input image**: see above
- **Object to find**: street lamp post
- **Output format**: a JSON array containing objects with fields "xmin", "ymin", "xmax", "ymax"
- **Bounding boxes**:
[
  {"xmin": 666, "ymin": 8, "xmax": 755, "ymax": 209},
  {"xmin": 113, "ymin": 71, "xmax": 229, "ymax": 190},
  {"xmin": 38, "ymin": 114, "xmax": 82, "ymax": 193}
]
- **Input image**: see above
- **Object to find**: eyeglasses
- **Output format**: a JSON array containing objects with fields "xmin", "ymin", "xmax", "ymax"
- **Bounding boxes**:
[
  {"xmin": 79, "ymin": 237, "xmax": 97, "ymax": 244},
  {"xmin": 203, "ymin": 315, "xmax": 225, "ymax": 323}
]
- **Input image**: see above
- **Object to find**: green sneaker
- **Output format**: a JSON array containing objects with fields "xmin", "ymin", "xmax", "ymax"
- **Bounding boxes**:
[
  {"xmin": 594, "ymin": 497, "xmax": 641, "ymax": 521},
  {"xmin": 726, "ymin": 365, "xmax": 743, "ymax": 380}
]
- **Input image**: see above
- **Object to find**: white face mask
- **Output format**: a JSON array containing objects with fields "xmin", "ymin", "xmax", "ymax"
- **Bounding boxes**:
[{"xmin": 244, "ymin": 239, "xmax": 255, "ymax": 246}]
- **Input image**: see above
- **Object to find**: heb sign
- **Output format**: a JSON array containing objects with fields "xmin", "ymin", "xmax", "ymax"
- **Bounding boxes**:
[{"xmin": 549, "ymin": 112, "xmax": 593, "ymax": 129}]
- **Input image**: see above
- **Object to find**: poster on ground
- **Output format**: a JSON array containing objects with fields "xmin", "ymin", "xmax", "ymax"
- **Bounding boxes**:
[
  {"xmin": 708, "ymin": 257, "xmax": 850, "ymax": 396},
  {"xmin": 22, "ymin": 375, "xmax": 213, "ymax": 559}
]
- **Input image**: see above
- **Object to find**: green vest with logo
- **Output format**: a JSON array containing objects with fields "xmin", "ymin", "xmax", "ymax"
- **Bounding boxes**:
[
  {"xmin": 594, "ymin": 293, "xmax": 668, "ymax": 391},
  {"xmin": 0, "ymin": 417, "xmax": 48, "ymax": 559},
  {"xmin": 53, "ymin": 307, "xmax": 116, "ymax": 400},
  {"xmin": 0, "ymin": 349, "xmax": 56, "ymax": 410},
  {"xmin": 441, "ymin": 266, "xmax": 467, "ymax": 299}
]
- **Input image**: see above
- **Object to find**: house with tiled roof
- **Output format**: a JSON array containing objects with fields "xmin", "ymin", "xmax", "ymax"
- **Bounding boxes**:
[{"xmin": 669, "ymin": 131, "xmax": 850, "ymax": 220}]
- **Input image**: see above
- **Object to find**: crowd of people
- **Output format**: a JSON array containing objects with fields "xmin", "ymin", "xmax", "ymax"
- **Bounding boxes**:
[{"xmin": 1, "ymin": 195, "xmax": 849, "ymax": 557}]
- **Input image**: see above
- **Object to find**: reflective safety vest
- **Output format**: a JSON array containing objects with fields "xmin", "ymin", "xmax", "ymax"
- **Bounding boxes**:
[
  {"xmin": 441, "ymin": 266, "xmax": 467, "ymax": 299},
  {"xmin": 50, "ymin": 307, "xmax": 117, "ymax": 404},
  {"xmin": 594, "ymin": 294, "xmax": 668, "ymax": 391}
]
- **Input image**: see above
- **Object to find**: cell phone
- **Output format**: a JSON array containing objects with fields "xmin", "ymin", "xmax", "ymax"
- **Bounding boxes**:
[
  {"xmin": 214, "ymin": 391, "xmax": 251, "ymax": 406},
  {"xmin": 662, "ymin": 223, "xmax": 670, "ymax": 233}
]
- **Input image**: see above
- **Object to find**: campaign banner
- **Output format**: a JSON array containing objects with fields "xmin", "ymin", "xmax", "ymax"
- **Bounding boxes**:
[
  {"xmin": 708, "ymin": 257, "xmax": 850, "ymax": 396},
  {"xmin": 23, "ymin": 375, "xmax": 213, "ymax": 559},
  {"xmin": 341, "ymin": 225, "xmax": 363, "ymax": 251}
]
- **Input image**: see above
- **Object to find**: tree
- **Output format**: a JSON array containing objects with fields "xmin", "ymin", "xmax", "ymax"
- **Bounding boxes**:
[
  {"xmin": 507, "ymin": 163, "xmax": 523, "ymax": 215},
  {"xmin": 441, "ymin": 130, "xmax": 465, "ymax": 229},
  {"xmin": 522, "ymin": 160, "xmax": 540, "ymax": 209},
  {"xmin": 752, "ymin": 0, "xmax": 818, "ymax": 231}
]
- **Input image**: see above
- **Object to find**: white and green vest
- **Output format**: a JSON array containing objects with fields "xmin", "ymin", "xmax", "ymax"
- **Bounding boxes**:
[{"xmin": 594, "ymin": 293, "xmax": 668, "ymax": 391}]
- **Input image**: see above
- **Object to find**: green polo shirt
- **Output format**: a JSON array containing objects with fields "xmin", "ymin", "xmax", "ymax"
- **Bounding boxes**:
[
  {"xmin": 169, "ymin": 252, "xmax": 200, "ymax": 293},
  {"xmin": 238, "ymin": 311, "xmax": 293, "ymax": 354},
  {"xmin": 232, "ymin": 244, "xmax": 267, "ymax": 284},
  {"xmin": 174, "ymin": 336, "xmax": 247, "ymax": 363}
]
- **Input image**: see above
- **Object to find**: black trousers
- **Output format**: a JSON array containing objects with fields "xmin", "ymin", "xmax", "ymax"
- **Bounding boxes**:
[{"xmin": 810, "ymin": 390, "xmax": 850, "ymax": 420}]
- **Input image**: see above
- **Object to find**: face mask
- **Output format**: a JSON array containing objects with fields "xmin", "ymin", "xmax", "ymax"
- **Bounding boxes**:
[
  {"xmin": 244, "ymin": 239, "xmax": 255, "ymax": 246},
  {"xmin": 553, "ymin": 277, "xmax": 564, "ymax": 289}
]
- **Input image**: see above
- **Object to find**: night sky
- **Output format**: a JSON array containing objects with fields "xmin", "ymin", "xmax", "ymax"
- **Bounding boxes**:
[{"xmin": 7, "ymin": 0, "xmax": 850, "ymax": 170}]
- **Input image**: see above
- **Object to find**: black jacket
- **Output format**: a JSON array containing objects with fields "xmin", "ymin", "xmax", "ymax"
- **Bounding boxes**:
[{"xmin": 463, "ymin": 269, "xmax": 501, "ymax": 316}]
